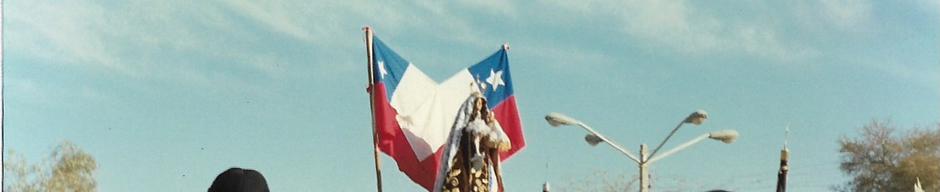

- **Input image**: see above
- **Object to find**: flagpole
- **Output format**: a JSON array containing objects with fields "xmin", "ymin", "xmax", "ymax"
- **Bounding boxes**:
[{"xmin": 363, "ymin": 26, "xmax": 384, "ymax": 192}]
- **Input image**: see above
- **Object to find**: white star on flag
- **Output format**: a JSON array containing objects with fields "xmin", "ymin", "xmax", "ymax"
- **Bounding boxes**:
[
  {"xmin": 487, "ymin": 69, "xmax": 504, "ymax": 92},
  {"xmin": 378, "ymin": 60, "xmax": 388, "ymax": 79}
]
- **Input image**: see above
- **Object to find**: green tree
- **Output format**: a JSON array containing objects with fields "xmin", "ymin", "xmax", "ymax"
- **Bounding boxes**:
[
  {"xmin": 4, "ymin": 140, "xmax": 98, "ymax": 192},
  {"xmin": 836, "ymin": 120, "xmax": 940, "ymax": 192}
]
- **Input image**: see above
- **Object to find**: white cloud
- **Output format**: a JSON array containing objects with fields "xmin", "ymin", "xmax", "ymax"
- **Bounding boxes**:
[
  {"xmin": 3, "ymin": 76, "xmax": 114, "ymax": 105},
  {"xmin": 626, "ymin": 1, "xmax": 818, "ymax": 60},
  {"xmin": 223, "ymin": 0, "xmax": 316, "ymax": 41},
  {"xmin": 540, "ymin": 0, "xmax": 816, "ymax": 61},
  {"xmin": 791, "ymin": 0, "xmax": 876, "ymax": 35},
  {"xmin": 873, "ymin": 62, "xmax": 940, "ymax": 90},
  {"xmin": 5, "ymin": 0, "xmax": 858, "ymax": 93},
  {"xmin": 454, "ymin": 0, "xmax": 518, "ymax": 18},
  {"xmin": 6, "ymin": 1, "xmax": 124, "ymax": 71},
  {"xmin": 4, "ymin": 0, "xmax": 315, "ymax": 89},
  {"xmin": 736, "ymin": 26, "xmax": 814, "ymax": 60},
  {"xmin": 819, "ymin": 0, "xmax": 872, "ymax": 30}
]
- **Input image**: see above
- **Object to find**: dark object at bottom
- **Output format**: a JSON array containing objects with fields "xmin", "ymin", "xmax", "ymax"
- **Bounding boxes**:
[{"xmin": 209, "ymin": 167, "xmax": 270, "ymax": 192}]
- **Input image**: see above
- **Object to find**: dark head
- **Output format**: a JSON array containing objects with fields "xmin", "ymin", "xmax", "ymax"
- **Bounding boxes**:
[{"xmin": 208, "ymin": 167, "xmax": 269, "ymax": 192}]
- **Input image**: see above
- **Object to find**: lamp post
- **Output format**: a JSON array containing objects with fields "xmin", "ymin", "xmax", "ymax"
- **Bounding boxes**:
[{"xmin": 545, "ymin": 111, "xmax": 738, "ymax": 192}]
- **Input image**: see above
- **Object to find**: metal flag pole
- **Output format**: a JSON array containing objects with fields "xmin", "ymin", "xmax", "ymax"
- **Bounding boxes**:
[
  {"xmin": 363, "ymin": 26, "xmax": 383, "ymax": 192},
  {"xmin": 776, "ymin": 122, "xmax": 790, "ymax": 192}
]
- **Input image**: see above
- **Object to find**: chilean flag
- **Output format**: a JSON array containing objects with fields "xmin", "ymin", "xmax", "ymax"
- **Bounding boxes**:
[{"xmin": 369, "ymin": 36, "xmax": 525, "ymax": 191}]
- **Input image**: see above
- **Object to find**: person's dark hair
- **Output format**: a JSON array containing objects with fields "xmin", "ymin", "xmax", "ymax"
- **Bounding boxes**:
[
  {"xmin": 468, "ymin": 97, "xmax": 490, "ymax": 122},
  {"xmin": 479, "ymin": 98, "xmax": 489, "ymax": 122},
  {"xmin": 208, "ymin": 167, "xmax": 270, "ymax": 192}
]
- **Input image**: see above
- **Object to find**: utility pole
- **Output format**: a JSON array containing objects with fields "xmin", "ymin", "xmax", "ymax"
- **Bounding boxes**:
[
  {"xmin": 776, "ymin": 124, "xmax": 790, "ymax": 192},
  {"xmin": 639, "ymin": 144, "xmax": 649, "ymax": 192},
  {"xmin": 543, "ymin": 158, "xmax": 550, "ymax": 192}
]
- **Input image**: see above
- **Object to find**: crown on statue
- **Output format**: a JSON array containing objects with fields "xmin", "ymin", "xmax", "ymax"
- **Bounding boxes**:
[{"xmin": 471, "ymin": 75, "xmax": 487, "ymax": 98}]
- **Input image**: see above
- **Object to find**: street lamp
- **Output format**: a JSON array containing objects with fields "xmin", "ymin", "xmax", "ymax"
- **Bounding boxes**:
[
  {"xmin": 708, "ymin": 129, "xmax": 739, "ymax": 144},
  {"xmin": 545, "ymin": 112, "xmax": 579, "ymax": 126},
  {"xmin": 544, "ymin": 111, "xmax": 738, "ymax": 192},
  {"xmin": 585, "ymin": 134, "xmax": 604, "ymax": 146},
  {"xmin": 649, "ymin": 110, "xmax": 708, "ymax": 159},
  {"xmin": 683, "ymin": 110, "xmax": 708, "ymax": 125},
  {"xmin": 646, "ymin": 129, "xmax": 738, "ymax": 163}
]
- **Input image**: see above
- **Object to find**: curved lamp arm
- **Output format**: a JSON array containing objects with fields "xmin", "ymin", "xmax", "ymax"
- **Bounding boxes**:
[
  {"xmin": 576, "ymin": 122, "xmax": 642, "ymax": 164},
  {"xmin": 649, "ymin": 110, "xmax": 708, "ymax": 160},
  {"xmin": 546, "ymin": 112, "xmax": 642, "ymax": 163},
  {"xmin": 646, "ymin": 134, "xmax": 709, "ymax": 163},
  {"xmin": 646, "ymin": 129, "xmax": 738, "ymax": 164}
]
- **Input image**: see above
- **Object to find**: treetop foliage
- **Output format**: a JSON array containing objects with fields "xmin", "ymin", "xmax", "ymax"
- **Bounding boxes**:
[
  {"xmin": 836, "ymin": 120, "xmax": 940, "ymax": 192},
  {"xmin": 4, "ymin": 140, "xmax": 98, "ymax": 192}
]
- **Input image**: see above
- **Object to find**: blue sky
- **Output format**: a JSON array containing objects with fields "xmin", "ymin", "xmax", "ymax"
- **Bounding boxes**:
[{"xmin": 2, "ymin": 0, "xmax": 938, "ymax": 191}]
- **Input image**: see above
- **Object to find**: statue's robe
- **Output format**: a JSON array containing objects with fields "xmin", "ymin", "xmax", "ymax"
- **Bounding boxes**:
[{"xmin": 434, "ymin": 96, "xmax": 510, "ymax": 192}]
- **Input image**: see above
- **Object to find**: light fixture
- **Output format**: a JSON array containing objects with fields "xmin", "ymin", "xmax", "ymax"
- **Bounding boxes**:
[
  {"xmin": 585, "ymin": 134, "xmax": 604, "ymax": 146},
  {"xmin": 708, "ymin": 130, "xmax": 739, "ymax": 144},
  {"xmin": 683, "ymin": 110, "xmax": 708, "ymax": 125},
  {"xmin": 546, "ymin": 112, "xmax": 579, "ymax": 127}
]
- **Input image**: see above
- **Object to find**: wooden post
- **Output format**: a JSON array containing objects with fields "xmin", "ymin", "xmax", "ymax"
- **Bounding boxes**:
[{"xmin": 363, "ymin": 26, "xmax": 383, "ymax": 192}]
